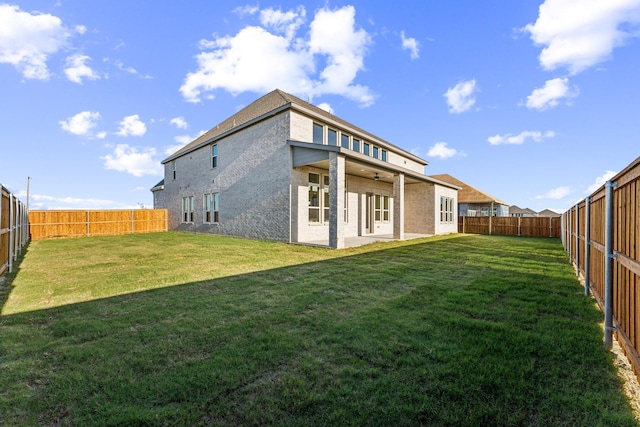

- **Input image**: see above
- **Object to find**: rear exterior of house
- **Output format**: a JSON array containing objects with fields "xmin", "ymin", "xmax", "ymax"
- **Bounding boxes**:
[
  {"xmin": 430, "ymin": 173, "xmax": 509, "ymax": 217},
  {"xmin": 153, "ymin": 90, "xmax": 458, "ymax": 248}
]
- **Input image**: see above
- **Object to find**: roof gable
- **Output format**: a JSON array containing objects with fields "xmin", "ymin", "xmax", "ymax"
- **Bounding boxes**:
[{"xmin": 429, "ymin": 174, "xmax": 508, "ymax": 205}]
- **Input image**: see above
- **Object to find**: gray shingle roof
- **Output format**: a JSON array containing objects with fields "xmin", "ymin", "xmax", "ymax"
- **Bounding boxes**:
[
  {"xmin": 429, "ymin": 174, "xmax": 508, "ymax": 205},
  {"xmin": 162, "ymin": 89, "xmax": 427, "ymax": 165}
]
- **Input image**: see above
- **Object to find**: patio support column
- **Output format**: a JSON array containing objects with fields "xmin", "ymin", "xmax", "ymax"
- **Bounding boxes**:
[
  {"xmin": 393, "ymin": 173, "xmax": 405, "ymax": 240},
  {"xmin": 329, "ymin": 152, "xmax": 345, "ymax": 249}
]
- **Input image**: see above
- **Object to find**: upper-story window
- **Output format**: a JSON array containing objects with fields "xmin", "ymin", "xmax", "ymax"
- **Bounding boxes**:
[
  {"xmin": 313, "ymin": 123, "xmax": 324, "ymax": 144},
  {"xmin": 363, "ymin": 142, "xmax": 370, "ymax": 156},
  {"xmin": 352, "ymin": 138, "xmax": 360, "ymax": 153},
  {"xmin": 381, "ymin": 149, "xmax": 387, "ymax": 162},
  {"xmin": 211, "ymin": 144, "xmax": 218, "ymax": 168},
  {"xmin": 341, "ymin": 134, "xmax": 350, "ymax": 149},
  {"xmin": 172, "ymin": 161, "xmax": 177, "ymax": 179},
  {"xmin": 372, "ymin": 146, "xmax": 379, "ymax": 159},
  {"xmin": 328, "ymin": 129, "xmax": 337, "ymax": 146}
]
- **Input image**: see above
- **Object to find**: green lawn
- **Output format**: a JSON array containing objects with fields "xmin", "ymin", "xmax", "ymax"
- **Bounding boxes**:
[{"xmin": 0, "ymin": 232, "xmax": 636, "ymax": 426}]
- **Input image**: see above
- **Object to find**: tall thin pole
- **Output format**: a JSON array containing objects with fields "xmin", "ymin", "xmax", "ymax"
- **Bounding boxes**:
[
  {"xmin": 584, "ymin": 197, "xmax": 591, "ymax": 297},
  {"xmin": 604, "ymin": 180, "xmax": 616, "ymax": 348},
  {"xmin": 26, "ymin": 176, "xmax": 30, "ymax": 212}
]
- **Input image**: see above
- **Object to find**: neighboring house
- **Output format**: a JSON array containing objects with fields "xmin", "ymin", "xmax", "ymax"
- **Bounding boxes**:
[
  {"xmin": 538, "ymin": 209, "xmax": 560, "ymax": 218},
  {"xmin": 152, "ymin": 89, "xmax": 459, "ymax": 248},
  {"xmin": 429, "ymin": 174, "xmax": 509, "ymax": 217},
  {"xmin": 509, "ymin": 205, "xmax": 537, "ymax": 217}
]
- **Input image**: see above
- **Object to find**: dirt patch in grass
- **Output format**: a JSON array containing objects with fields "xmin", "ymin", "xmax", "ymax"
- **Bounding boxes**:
[{"xmin": 612, "ymin": 337, "xmax": 640, "ymax": 421}]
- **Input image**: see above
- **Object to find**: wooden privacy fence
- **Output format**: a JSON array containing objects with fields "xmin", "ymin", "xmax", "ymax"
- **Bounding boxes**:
[
  {"xmin": 1, "ymin": 185, "xmax": 29, "ymax": 275},
  {"xmin": 458, "ymin": 215, "xmax": 561, "ymax": 238},
  {"xmin": 29, "ymin": 209, "xmax": 168, "ymax": 240},
  {"xmin": 562, "ymin": 155, "xmax": 640, "ymax": 379}
]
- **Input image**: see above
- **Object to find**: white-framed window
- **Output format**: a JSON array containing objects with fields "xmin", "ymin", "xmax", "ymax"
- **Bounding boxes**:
[
  {"xmin": 374, "ymin": 194, "xmax": 390, "ymax": 223},
  {"xmin": 372, "ymin": 146, "xmax": 379, "ymax": 159},
  {"xmin": 481, "ymin": 206, "xmax": 490, "ymax": 217},
  {"xmin": 381, "ymin": 149, "xmax": 387, "ymax": 162},
  {"xmin": 352, "ymin": 138, "xmax": 360, "ymax": 153},
  {"xmin": 328, "ymin": 129, "xmax": 337, "ymax": 146},
  {"xmin": 308, "ymin": 173, "xmax": 347, "ymax": 224},
  {"xmin": 363, "ymin": 142, "xmax": 370, "ymax": 156},
  {"xmin": 341, "ymin": 134, "xmax": 350, "ymax": 149},
  {"xmin": 313, "ymin": 123, "xmax": 324, "ymax": 144},
  {"xmin": 172, "ymin": 161, "xmax": 177, "ymax": 180},
  {"xmin": 204, "ymin": 193, "xmax": 219, "ymax": 223},
  {"xmin": 182, "ymin": 196, "xmax": 194, "ymax": 223},
  {"xmin": 440, "ymin": 196, "xmax": 454, "ymax": 223},
  {"xmin": 309, "ymin": 173, "xmax": 321, "ymax": 223},
  {"xmin": 211, "ymin": 144, "xmax": 218, "ymax": 168}
]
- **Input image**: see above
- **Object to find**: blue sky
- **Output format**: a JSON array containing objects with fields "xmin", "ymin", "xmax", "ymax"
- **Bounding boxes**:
[{"xmin": 2, "ymin": 0, "xmax": 639, "ymax": 213}]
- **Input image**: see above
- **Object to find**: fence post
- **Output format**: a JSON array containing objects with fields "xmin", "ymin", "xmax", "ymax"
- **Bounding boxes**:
[
  {"xmin": 548, "ymin": 216, "xmax": 552, "ymax": 238},
  {"xmin": 131, "ymin": 210, "xmax": 135, "ymax": 234},
  {"xmin": 8, "ymin": 193, "xmax": 14, "ymax": 273},
  {"xmin": 604, "ymin": 180, "xmax": 616, "ymax": 348},
  {"xmin": 518, "ymin": 216, "xmax": 521, "ymax": 236},
  {"xmin": 575, "ymin": 204, "xmax": 580, "ymax": 274},
  {"xmin": 568, "ymin": 207, "xmax": 572, "ymax": 264},
  {"xmin": 584, "ymin": 197, "xmax": 591, "ymax": 297}
]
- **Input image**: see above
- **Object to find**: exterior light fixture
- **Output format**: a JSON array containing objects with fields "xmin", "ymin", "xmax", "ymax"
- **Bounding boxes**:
[{"xmin": 374, "ymin": 173, "xmax": 379, "ymax": 181}]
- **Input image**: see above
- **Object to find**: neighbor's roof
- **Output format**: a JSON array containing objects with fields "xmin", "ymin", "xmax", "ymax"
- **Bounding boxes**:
[
  {"xmin": 538, "ymin": 209, "xmax": 561, "ymax": 217},
  {"xmin": 162, "ymin": 89, "xmax": 427, "ymax": 166},
  {"xmin": 509, "ymin": 205, "xmax": 537, "ymax": 215},
  {"xmin": 429, "ymin": 174, "xmax": 508, "ymax": 205}
]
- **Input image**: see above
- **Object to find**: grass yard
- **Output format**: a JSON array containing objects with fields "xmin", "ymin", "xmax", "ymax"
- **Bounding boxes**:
[{"xmin": 0, "ymin": 232, "xmax": 637, "ymax": 426}]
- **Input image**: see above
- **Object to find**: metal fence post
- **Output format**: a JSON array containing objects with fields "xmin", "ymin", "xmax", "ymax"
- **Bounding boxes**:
[
  {"xmin": 584, "ymin": 197, "xmax": 591, "ymax": 297},
  {"xmin": 8, "ymin": 193, "xmax": 14, "ymax": 273},
  {"xmin": 575, "ymin": 204, "xmax": 580, "ymax": 274},
  {"xmin": 568, "ymin": 207, "xmax": 572, "ymax": 264},
  {"xmin": 604, "ymin": 180, "xmax": 616, "ymax": 348}
]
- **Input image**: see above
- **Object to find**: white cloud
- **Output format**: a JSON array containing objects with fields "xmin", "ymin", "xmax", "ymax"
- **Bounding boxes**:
[
  {"xmin": 488, "ymin": 130, "xmax": 555, "ymax": 145},
  {"xmin": 114, "ymin": 59, "xmax": 152, "ymax": 79},
  {"xmin": 96, "ymin": 131, "xmax": 107, "ymax": 139},
  {"xmin": 260, "ymin": 6, "xmax": 306, "ymax": 40},
  {"xmin": 180, "ymin": 5, "xmax": 374, "ymax": 107},
  {"xmin": 170, "ymin": 116, "xmax": 188, "ymax": 129},
  {"xmin": 536, "ymin": 186, "xmax": 571, "ymax": 200},
  {"xmin": 444, "ymin": 79, "xmax": 477, "ymax": 113},
  {"xmin": 28, "ymin": 194, "xmax": 121, "ymax": 210},
  {"xmin": 523, "ymin": 0, "xmax": 640, "ymax": 74},
  {"xmin": 59, "ymin": 111, "xmax": 101, "ymax": 136},
  {"xmin": 400, "ymin": 31, "xmax": 419, "ymax": 60},
  {"xmin": 165, "ymin": 130, "xmax": 207, "ymax": 155},
  {"xmin": 526, "ymin": 77, "xmax": 578, "ymax": 110},
  {"xmin": 116, "ymin": 114, "xmax": 147, "ymax": 137},
  {"xmin": 75, "ymin": 25, "xmax": 87, "ymax": 35},
  {"xmin": 64, "ymin": 54, "xmax": 100, "ymax": 84},
  {"xmin": 316, "ymin": 102, "xmax": 334, "ymax": 114},
  {"xmin": 0, "ymin": 4, "xmax": 70, "ymax": 79},
  {"xmin": 427, "ymin": 142, "xmax": 462, "ymax": 159},
  {"xmin": 586, "ymin": 170, "xmax": 617, "ymax": 193},
  {"xmin": 233, "ymin": 5, "xmax": 259, "ymax": 16},
  {"xmin": 102, "ymin": 144, "xmax": 162, "ymax": 177}
]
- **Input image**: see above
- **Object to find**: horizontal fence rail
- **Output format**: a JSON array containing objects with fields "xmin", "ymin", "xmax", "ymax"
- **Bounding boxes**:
[
  {"xmin": 1, "ymin": 185, "xmax": 29, "ymax": 275},
  {"xmin": 29, "ymin": 209, "xmax": 168, "ymax": 240},
  {"xmin": 562, "ymin": 155, "xmax": 640, "ymax": 381},
  {"xmin": 458, "ymin": 216, "xmax": 561, "ymax": 238}
]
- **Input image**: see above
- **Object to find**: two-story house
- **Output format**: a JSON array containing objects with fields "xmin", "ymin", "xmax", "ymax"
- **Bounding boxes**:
[{"xmin": 152, "ymin": 89, "xmax": 459, "ymax": 248}]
